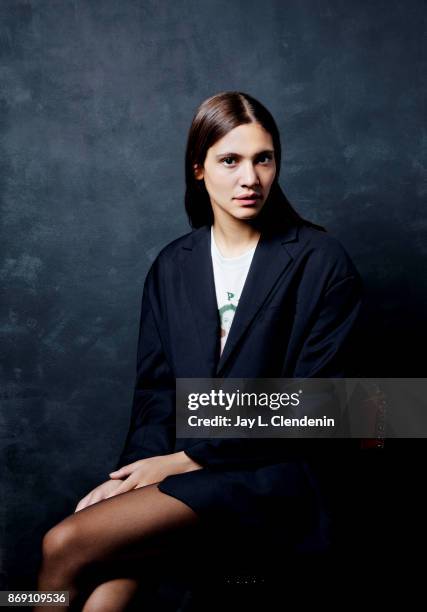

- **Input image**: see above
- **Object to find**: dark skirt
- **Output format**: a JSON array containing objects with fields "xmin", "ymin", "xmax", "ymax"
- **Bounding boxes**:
[{"xmin": 157, "ymin": 460, "xmax": 332, "ymax": 561}]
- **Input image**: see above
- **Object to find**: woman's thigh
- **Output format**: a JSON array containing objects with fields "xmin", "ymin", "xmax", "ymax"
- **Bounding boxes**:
[{"xmin": 45, "ymin": 483, "xmax": 202, "ymax": 575}]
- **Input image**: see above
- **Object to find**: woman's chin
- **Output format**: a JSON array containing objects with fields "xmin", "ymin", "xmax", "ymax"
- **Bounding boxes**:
[{"xmin": 232, "ymin": 207, "xmax": 261, "ymax": 220}]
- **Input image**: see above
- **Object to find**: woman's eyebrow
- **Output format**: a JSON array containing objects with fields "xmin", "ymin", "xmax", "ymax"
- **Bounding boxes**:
[{"xmin": 215, "ymin": 149, "xmax": 275, "ymax": 159}]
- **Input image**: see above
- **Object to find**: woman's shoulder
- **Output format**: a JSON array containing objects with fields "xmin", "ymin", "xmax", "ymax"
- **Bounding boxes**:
[
  {"xmin": 298, "ymin": 223, "xmax": 349, "ymax": 254},
  {"xmin": 159, "ymin": 226, "xmax": 207, "ymax": 257},
  {"xmin": 293, "ymin": 223, "xmax": 361, "ymax": 282},
  {"xmin": 147, "ymin": 226, "xmax": 207, "ymax": 275}
]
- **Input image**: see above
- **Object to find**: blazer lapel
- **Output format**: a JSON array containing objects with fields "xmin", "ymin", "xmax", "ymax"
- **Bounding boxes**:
[
  {"xmin": 180, "ymin": 223, "xmax": 300, "ymax": 377},
  {"xmin": 180, "ymin": 226, "xmax": 221, "ymax": 376}
]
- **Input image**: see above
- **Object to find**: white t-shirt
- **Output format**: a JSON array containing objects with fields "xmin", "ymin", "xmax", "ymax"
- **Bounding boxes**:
[{"xmin": 210, "ymin": 226, "xmax": 257, "ymax": 355}]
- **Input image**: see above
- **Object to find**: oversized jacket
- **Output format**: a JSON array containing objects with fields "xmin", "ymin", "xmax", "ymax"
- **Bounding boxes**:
[{"xmin": 114, "ymin": 220, "xmax": 363, "ymax": 554}]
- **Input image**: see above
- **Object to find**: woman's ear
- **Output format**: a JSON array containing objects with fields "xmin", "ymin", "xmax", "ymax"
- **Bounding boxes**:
[{"xmin": 193, "ymin": 163, "xmax": 204, "ymax": 180}]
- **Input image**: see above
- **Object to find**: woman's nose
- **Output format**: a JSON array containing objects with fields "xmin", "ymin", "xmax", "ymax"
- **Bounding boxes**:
[{"xmin": 240, "ymin": 162, "xmax": 260, "ymax": 187}]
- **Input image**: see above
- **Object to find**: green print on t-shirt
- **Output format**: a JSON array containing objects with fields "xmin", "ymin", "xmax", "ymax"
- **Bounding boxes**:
[{"xmin": 219, "ymin": 303, "xmax": 236, "ymax": 339}]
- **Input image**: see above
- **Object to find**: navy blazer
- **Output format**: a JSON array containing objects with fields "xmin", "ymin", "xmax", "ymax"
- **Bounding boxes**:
[{"xmin": 115, "ymin": 221, "xmax": 363, "ymax": 551}]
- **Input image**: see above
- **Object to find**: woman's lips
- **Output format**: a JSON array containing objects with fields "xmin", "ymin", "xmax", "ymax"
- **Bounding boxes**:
[{"xmin": 235, "ymin": 198, "xmax": 259, "ymax": 205}]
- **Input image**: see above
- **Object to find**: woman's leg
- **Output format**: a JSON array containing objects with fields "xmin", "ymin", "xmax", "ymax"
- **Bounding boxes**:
[
  {"xmin": 80, "ymin": 578, "xmax": 140, "ymax": 612},
  {"xmin": 35, "ymin": 483, "xmax": 201, "ymax": 612}
]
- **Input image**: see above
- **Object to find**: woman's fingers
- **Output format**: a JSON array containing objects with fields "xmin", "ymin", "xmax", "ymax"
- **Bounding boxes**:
[
  {"xmin": 109, "ymin": 461, "xmax": 140, "ymax": 479},
  {"xmin": 75, "ymin": 482, "xmax": 113, "ymax": 512},
  {"xmin": 75, "ymin": 495, "xmax": 91, "ymax": 512},
  {"xmin": 108, "ymin": 470, "xmax": 122, "ymax": 479},
  {"xmin": 106, "ymin": 474, "xmax": 139, "ymax": 497}
]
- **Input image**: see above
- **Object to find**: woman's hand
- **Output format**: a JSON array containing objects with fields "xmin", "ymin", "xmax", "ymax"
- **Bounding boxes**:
[
  {"xmin": 74, "ymin": 478, "xmax": 124, "ymax": 513},
  {"xmin": 106, "ymin": 451, "xmax": 203, "ymax": 497}
]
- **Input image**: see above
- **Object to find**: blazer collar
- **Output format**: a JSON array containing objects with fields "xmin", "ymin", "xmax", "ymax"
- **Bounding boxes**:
[{"xmin": 180, "ymin": 223, "xmax": 300, "ymax": 376}]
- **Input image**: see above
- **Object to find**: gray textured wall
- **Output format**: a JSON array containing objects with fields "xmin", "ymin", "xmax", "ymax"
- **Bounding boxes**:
[{"xmin": 0, "ymin": 0, "xmax": 425, "ymax": 591}]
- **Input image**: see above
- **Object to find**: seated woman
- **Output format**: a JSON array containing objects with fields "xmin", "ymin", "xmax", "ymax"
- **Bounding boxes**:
[{"xmin": 35, "ymin": 91, "xmax": 362, "ymax": 611}]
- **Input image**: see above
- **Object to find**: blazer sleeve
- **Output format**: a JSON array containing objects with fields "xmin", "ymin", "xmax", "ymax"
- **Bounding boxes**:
[
  {"xmin": 114, "ymin": 267, "xmax": 176, "ymax": 471},
  {"xmin": 183, "ymin": 272, "xmax": 363, "ymax": 470}
]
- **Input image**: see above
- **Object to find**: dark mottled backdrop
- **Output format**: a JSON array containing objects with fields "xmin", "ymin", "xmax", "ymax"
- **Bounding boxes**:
[{"xmin": 0, "ymin": 0, "xmax": 425, "ymax": 595}]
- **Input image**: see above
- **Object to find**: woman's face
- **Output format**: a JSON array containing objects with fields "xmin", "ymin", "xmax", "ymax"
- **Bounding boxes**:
[{"xmin": 194, "ymin": 122, "xmax": 276, "ymax": 223}]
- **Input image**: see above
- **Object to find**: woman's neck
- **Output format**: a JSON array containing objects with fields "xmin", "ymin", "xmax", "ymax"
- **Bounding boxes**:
[{"xmin": 211, "ymin": 217, "xmax": 261, "ymax": 258}]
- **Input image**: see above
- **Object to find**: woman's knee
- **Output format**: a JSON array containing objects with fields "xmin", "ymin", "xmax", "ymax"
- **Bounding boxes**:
[{"xmin": 42, "ymin": 519, "xmax": 86, "ymax": 569}]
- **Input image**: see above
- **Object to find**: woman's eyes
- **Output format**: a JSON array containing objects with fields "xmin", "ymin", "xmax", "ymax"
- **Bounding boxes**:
[{"xmin": 221, "ymin": 154, "xmax": 273, "ymax": 166}]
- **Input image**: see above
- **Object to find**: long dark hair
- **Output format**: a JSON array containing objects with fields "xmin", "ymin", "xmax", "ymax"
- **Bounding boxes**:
[{"xmin": 184, "ymin": 91, "xmax": 325, "ymax": 233}]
